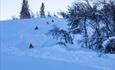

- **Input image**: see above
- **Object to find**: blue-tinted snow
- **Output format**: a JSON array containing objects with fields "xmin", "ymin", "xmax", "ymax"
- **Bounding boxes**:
[{"xmin": 0, "ymin": 17, "xmax": 115, "ymax": 70}]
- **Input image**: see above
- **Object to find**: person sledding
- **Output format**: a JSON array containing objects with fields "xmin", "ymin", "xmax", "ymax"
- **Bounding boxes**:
[
  {"xmin": 35, "ymin": 26, "xmax": 38, "ymax": 30},
  {"xmin": 29, "ymin": 42, "xmax": 34, "ymax": 48}
]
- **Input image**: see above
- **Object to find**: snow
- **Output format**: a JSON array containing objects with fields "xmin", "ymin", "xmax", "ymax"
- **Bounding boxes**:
[
  {"xmin": 1, "ymin": 54, "xmax": 102, "ymax": 70},
  {"xmin": 0, "ymin": 17, "xmax": 115, "ymax": 70}
]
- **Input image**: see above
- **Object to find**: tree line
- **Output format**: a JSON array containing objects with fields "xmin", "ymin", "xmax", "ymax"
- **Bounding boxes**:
[{"xmin": 20, "ymin": 0, "xmax": 45, "ymax": 19}]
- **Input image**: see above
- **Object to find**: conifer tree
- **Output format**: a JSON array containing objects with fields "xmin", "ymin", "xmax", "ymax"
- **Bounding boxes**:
[
  {"xmin": 40, "ymin": 3, "xmax": 45, "ymax": 18},
  {"xmin": 20, "ymin": 0, "xmax": 31, "ymax": 19}
]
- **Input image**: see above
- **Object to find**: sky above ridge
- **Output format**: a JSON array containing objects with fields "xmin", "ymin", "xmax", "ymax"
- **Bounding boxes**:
[
  {"xmin": 0, "ymin": 0, "xmax": 75, "ymax": 20},
  {"xmin": 0, "ymin": 0, "xmax": 102, "ymax": 20}
]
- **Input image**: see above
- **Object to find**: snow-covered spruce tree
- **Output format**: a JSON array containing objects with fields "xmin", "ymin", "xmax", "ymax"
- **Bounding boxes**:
[
  {"xmin": 40, "ymin": 2, "xmax": 45, "ymax": 18},
  {"xmin": 85, "ymin": 2, "xmax": 104, "ymax": 50},
  {"xmin": 59, "ymin": 0, "xmax": 115, "ymax": 52},
  {"xmin": 100, "ymin": 0, "xmax": 115, "ymax": 37},
  {"xmin": 20, "ymin": 0, "xmax": 31, "ymax": 19},
  {"xmin": 46, "ymin": 25, "xmax": 73, "ymax": 44},
  {"xmin": 65, "ymin": 2, "xmax": 90, "ymax": 48},
  {"xmin": 61, "ymin": 0, "xmax": 101, "ymax": 49},
  {"xmin": 85, "ymin": 0, "xmax": 115, "ymax": 51},
  {"xmin": 99, "ymin": 0, "xmax": 115, "ymax": 53}
]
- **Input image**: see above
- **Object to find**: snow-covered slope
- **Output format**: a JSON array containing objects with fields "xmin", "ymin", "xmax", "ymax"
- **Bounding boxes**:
[{"xmin": 0, "ymin": 17, "xmax": 115, "ymax": 70}]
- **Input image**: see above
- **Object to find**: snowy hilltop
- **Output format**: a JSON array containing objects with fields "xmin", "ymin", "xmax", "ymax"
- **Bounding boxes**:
[{"xmin": 0, "ymin": 17, "xmax": 115, "ymax": 70}]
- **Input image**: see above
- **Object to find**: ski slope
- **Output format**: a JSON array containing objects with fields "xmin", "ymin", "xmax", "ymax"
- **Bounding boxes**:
[{"xmin": 0, "ymin": 17, "xmax": 115, "ymax": 70}]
